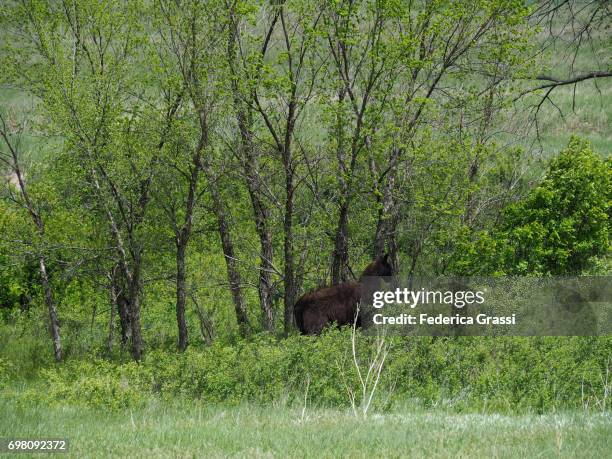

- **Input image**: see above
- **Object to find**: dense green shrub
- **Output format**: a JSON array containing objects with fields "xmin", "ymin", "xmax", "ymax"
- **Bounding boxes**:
[
  {"xmin": 5, "ymin": 331, "xmax": 610, "ymax": 413},
  {"xmin": 452, "ymin": 137, "xmax": 611, "ymax": 275}
]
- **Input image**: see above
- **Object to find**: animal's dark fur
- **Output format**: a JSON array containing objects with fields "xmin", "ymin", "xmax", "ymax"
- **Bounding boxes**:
[{"xmin": 294, "ymin": 255, "xmax": 393, "ymax": 335}]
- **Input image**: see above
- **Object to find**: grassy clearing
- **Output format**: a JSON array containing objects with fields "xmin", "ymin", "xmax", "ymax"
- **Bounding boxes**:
[
  {"xmin": 1, "ymin": 396, "xmax": 610, "ymax": 458},
  {"xmin": 515, "ymin": 8, "xmax": 611, "ymax": 158},
  {"xmin": 529, "ymin": 78, "xmax": 611, "ymax": 156}
]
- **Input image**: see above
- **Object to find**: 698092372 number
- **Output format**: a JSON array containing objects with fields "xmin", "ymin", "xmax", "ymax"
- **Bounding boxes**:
[{"xmin": 2, "ymin": 438, "xmax": 68, "ymax": 453}]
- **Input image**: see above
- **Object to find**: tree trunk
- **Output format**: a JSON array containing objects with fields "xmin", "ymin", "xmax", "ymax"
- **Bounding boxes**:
[
  {"xmin": 230, "ymin": 98, "xmax": 276, "ymax": 334},
  {"xmin": 11, "ymin": 158, "xmax": 61, "ymax": 361},
  {"xmin": 2, "ymin": 137, "xmax": 63, "ymax": 362},
  {"xmin": 331, "ymin": 202, "xmax": 350, "ymax": 284},
  {"xmin": 172, "ymin": 114, "xmax": 204, "ymax": 352},
  {"xmin": 90, "ymin": 170, "xmax": 143, "ymax": 360},
  {"xmin": 109, "ymin": 265, "xmax": 131, "ymax": 350},
  {"xmin": 227, "ymin": 25, "xmax": 275, "ymax": 330},
  {"xmin": 330, "ymin": 87, "xmax": 350, "ymax": 285},
  {"xmin": 252, "ymin": 198, "xmax": 275, "ymax": 330},
  {"xmin": 108, "ymin": 274, "xmax": 117, "ymax": 353},
  {"xmin": 175, "ymin": 239, "xmax": 189, "ymax": 351},
  {"xmin": 208, "ymin": 178, "xmax": 250, "ymax": 336},
  {"xmin": 237, "ymin": 118, "xmax": 275, "ymax": 330},
  {"xmin": 128, "ymin": 290, "xmax": 143, "ymax": 361},
  {"xmin": 230, "ymin": 127, "xmax": 275, "ymax": 330},
  {"xmin": 283, "ymin": 166, "xmax": 297, "ymax": 334},
  {"xmin": 127, "ymin": 254, "xmax": 144, "ymax": 361},
  {"xmin": 373, "ymin": 168, "xmax": 397, "ymax": 258},
  {"xmin": 235, "ymin": 132, "xmax": 275, "ymax": 330},
  {"xmin": 464, "ymin": 159, "xmax": 479, "ymax": 226},
  {"xmin": 194, "ymin": 304, "xmax": 214, "ymax": 346},
  {"xmin": 117, "ymin": 293, "xmax": 131, "ymax": 349},
  {"xmin": 38, "ymin": 254, "xmax": 62, "ymax": 362}
]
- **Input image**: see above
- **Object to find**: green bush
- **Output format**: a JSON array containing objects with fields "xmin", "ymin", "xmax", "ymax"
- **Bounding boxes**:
[
  {"xmin": 5, "ymin": 331, "xmax": 610, "ymax": 413},
  {"xmin": 452, "ymin": 137, "xmax": 611, "ymax": 275}
]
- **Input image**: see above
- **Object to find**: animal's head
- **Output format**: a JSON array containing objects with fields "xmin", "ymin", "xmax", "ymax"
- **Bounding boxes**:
[{"xmin": 361, "ymin": 253, "xmax": 393, "ymax": 278}]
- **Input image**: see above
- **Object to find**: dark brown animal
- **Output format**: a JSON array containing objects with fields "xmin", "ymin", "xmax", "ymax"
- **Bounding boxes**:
[{"xmin": 294, "ymin": 254, "xmax": 393, "ymax": 335}]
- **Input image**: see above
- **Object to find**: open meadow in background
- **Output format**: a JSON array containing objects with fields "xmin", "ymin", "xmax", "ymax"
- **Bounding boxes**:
[{"xmin": 0, "ymin": 0, "xmax": 610, "ymax": 457}]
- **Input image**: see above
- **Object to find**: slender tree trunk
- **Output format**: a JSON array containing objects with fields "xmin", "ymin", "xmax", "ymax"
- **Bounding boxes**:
[
  {"xmin": 38, "ymin": 254, "xmax": 62, "ymax": 362},
  {"xmin": 172, "ymin": 192, "xmax": 197, "ymax": 352},
  {"xmin": 236, "ymin": 114, "xmax": 275, "ymax": 329},
  {"xmin": 226, "ymin": 16, "xmax": 275, "ymax": 330},
  {"xmin": 252, "ymin": 198, "xmax": 275, "ymax": 331},
  {"xmin": 109, "ymin": 265, "xmax": 131, "ymax": 349},
  {"xmin": 117, "ymin": 294, "xmax": 131, "ymax": 349},
  {"xmin": 373, "ymin": 166, "xmax": 396, "ymax": 258},
  {"xmin": 464, "ymin": 70, "xmax": 497, "ymax": 227},
  {"xmin": 1, "ymin": 130, "xmax": 63, "ymax": 361},
  {"xmin": 194, "ymin": 303, "xmax": 214, "ymax": 346},
  {"xmin": 172, "ymin": 147, "xmax": 204, "ymax": 352},
  {"xmin": 114, "ymin": 278, "xmax": 132, "ymax": 350},
  {"xmin": 127, "ymin": 252, "xmax": 144, "ymax": 361},
  {"xmin": 108, "ymin": 273, "xmax": 117, "ymax": 353},
  {"xmin": 329, "ymin": 94, "xmax": 368, "ymax": 285},
  {"xmin": 331, "ymin": 202, "xmax": 350, "ymax": 284},
  {"xmin": 330, "ymin": 178, "xmax": 359, "ymax": 285},
  {"xmin": 373, "ymin": 216, "xmax": 386, "ymax": 258},
  {"xmin": 173, "ymin": 166, "xmax": 198, "ymax": 353},
  {"xmin": 330, "ymin": 88, "xmax": 350, "ymax": 285},
  {"xmin": 128, "ymin": 290, "xmax": 143, "ymax": 360},
  {"xmin": 407, "ymin": 245, "xmax": 421, "ymax": 289},
  {"xmin": 175, "ymin": 239, "xmax": 189, "ymax": 351},
  {"xmin": 208, "ymin": 176, "xmax": 250, "ymax": 336},
  {"xmin": 242, "ymin": 147, "xmax": 275, "ymax": 330},
  {"xmin": 90, "ymin": 170, "xmax": 144, "ymax": 359},
  {"xmin": 283, "ymin": 165, "xmax": 297, "ymax": 334},
  {"xmin": 464, "ymin": 160, "xmax": 479, "ymax": 226}
]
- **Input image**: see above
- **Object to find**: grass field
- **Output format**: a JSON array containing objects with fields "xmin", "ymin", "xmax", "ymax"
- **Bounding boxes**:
[{"xmin": 1, "ymin": 396, "xmax": 610, "ymax": 458}]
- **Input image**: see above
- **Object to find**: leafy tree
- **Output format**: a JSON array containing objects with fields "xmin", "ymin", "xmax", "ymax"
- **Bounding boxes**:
[{"xmin": 453, "ymin": 137, "xmax": 610, "ymax": 275}]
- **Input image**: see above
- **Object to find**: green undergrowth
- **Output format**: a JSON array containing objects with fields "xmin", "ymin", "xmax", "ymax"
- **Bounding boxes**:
[{"xmin": 2, "ymin": 330, "xmax": 610, "ymax": 414}]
